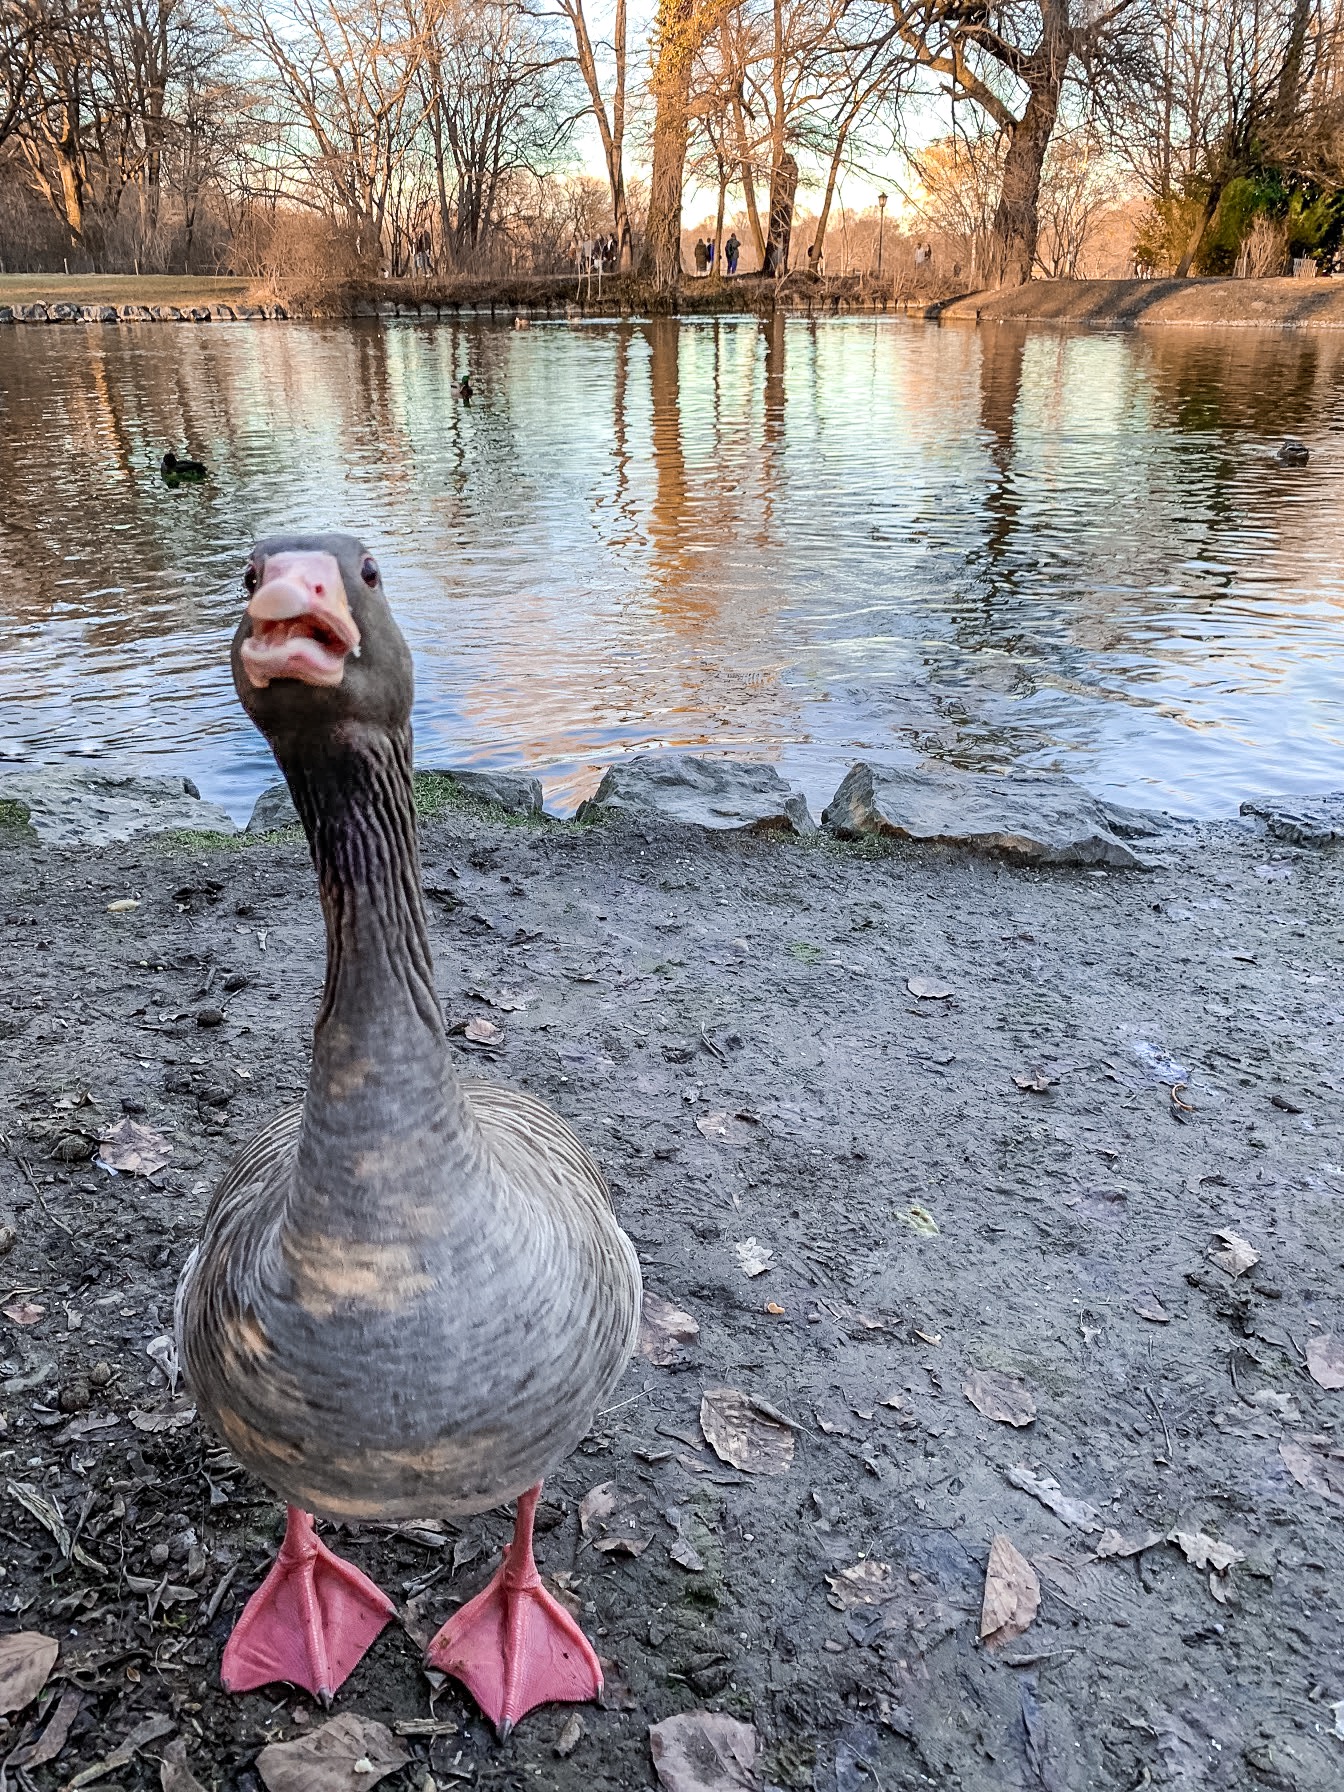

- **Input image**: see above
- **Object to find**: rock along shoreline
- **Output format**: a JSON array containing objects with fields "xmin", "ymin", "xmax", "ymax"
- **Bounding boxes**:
[{"xmin": 2, "ymin": 752, "xmax": 1336, "ymax": 868}]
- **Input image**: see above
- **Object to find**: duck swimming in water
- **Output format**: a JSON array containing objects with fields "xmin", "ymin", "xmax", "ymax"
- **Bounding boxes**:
[
  {"xmin": 162, "ymin": 450, "xmax": 208, "ymax": 480},
  {"xmin": 176, "ymin": 531, "xmax": 641, "ymax": 1732},
  {"xmin": 457, "ymin": 374, "xmax": 472, "ymax": 402}
]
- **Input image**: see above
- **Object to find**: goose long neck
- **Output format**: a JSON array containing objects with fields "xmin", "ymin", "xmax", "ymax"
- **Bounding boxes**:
[{"xmin": 280, "ymin": 721, "xmax": 470, "ymax": 1213}]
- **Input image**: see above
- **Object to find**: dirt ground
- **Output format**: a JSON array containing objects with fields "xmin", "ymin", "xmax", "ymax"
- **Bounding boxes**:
[
  {"xmin": 939, "ymin": 276, "xmax": 1344, "ymax": 330},
  {"xmin": 1, "ymin": 801, "xmax": 1341, "ymax": 1791}
]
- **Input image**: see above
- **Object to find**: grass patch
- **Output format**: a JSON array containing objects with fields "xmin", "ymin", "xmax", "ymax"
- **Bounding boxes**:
[
  {"xmin": 412, "ymin": 771, "xmax": 549, "ymax": 827},
  {"xmin": 0, "ymin": 799, "xmax": 36, "ymax": 837},
  {"xmin": 0, "ymin": 274, "xmax": 255, "ymax": 307}
]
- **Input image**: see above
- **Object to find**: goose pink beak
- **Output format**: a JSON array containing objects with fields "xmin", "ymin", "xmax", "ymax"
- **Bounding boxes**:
[{"xmin": 239, "ymin": 551, "xmax": 362, "ymax": 689}]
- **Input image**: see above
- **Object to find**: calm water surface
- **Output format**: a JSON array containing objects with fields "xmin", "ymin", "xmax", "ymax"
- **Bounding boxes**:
[{"xmin": 2, "ymin": 315, "xmax": 1342, "ymax": 820}]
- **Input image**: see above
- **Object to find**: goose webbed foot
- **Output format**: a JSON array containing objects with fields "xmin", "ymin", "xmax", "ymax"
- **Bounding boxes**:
[
  {"xmin": 427, "ymin": 1483, "xmax": 602, "ymax": 1738},
  {"xmin": 221, "ymin": 1505, "xmax": 395, "ymax": 1705}
]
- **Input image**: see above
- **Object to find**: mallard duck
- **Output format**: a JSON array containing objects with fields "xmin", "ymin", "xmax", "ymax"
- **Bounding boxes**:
[
  {"xmin": 457, "ymin": 374, "xmax": 472, "ymax": 402},
  {"xmin": 177, "ymin": 532, "xmax": 640, "ymax": 1733},
  {"xmin": 162, "ymin": 450, "xmax": 208, "ymax": 480},
  {"xmin": 1275, "ymin": 437, "xmax": 1309, "ymax": 466}
]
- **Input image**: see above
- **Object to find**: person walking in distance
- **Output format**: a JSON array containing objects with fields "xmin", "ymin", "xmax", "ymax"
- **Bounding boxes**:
[{"xmin": 725, "ymin": 232, "xmax": 740, "ymax": 276}]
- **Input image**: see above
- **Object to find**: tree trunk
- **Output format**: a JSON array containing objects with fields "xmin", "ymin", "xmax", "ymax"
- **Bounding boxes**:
[
  {"xmin": 639, "ymin": 0, "xmax": 697, "ymax": 287},
  {"xmin": 762, "ymin": 150, "xmax": 797, "ymax": 277},
  {"xmin": 1174, "ymin": 180, "xmax": 1224, "ymax": 278},
  {"xmin": 713, "ymin": 152, "xmax": 727, "ymax": 276},
  {"xmin": 989, "ymin": 78, "xmax": 1061, "ymax": 286}
]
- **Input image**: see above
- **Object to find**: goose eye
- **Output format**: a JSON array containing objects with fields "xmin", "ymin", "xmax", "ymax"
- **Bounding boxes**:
[
  {"xmin": 243, "ymin": 563, "xmax": 259, "ymax": 594},
  {"xmin": 360, "ymin": 556, "xmax": 379, "ymax": 588}
]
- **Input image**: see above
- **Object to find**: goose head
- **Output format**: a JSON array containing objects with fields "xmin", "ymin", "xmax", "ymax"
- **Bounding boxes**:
[{"xmin": 232, "ymin": 531, "xmax": 413, "ymax": 745}]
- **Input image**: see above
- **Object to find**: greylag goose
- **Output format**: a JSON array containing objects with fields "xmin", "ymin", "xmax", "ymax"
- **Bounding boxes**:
[{"xmin": 176, "ymin": 531, "xmax": 641, "ymax": 1733}]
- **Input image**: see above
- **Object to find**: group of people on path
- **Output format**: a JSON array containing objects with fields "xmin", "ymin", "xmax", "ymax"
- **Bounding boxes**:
[
  {"xmin": 692, "ymin": 233, "xmax": 740, "ymax": 276},
  {"xmin": 575, "ymin": 234, "xmax": 620, "ymax": 277}
]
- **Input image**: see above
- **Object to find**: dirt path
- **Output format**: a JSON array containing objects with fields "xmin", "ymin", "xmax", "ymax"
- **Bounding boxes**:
[{"xmin": 1, "ymin": 807, "xmax": 1341, "ymax": 1790}]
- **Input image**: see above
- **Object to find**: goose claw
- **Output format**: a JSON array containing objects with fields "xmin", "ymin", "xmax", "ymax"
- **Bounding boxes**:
[
  {"xmin": 427, "ymin": 1484, "xmax": 603, "ymax": 1738},
  {"xmin": 221, "ymin": 1505, "xmax": 395, "ymax": 1704}
]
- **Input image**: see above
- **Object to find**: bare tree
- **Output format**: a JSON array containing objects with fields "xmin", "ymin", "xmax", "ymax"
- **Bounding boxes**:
[
  {"xmin": 551, "ymin": 0, "xmax": 633, "ymax": 266},
  {"xmin": 1123, "ymin": 0, "xmax": 1344, "ymax": 274},
  {"xmin": 887, "ymin": 0, "xmax": 1152, "ymax": 284}
]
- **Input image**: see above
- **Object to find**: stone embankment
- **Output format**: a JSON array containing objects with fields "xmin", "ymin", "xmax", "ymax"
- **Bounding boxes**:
[
  {"xmin": 0, "ymin": 300, "xmax": 288, "ymax": 325},
  {"xmin": 2, "ymin": 752, "xmax": 1334, "ymax": 868}
]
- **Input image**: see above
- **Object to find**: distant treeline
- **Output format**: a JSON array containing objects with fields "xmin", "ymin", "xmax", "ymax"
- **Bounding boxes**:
[{"xmin": 1, "ymin": 0, "xmax": 1342, "ymax": 290}]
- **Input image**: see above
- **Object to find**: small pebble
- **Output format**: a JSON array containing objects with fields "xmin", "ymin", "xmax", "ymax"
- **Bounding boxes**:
[
  {"xmin": 150, "ymin": 1542, "xmax": 170, "ymax": 1566},
  {"xmin": 57, "ymin": 1381, "xmax": 90, "ymax": 1413},
  {"xmin": 196, "ymin": 1008, "xmax": 225, "ymax": 1028},
  {"xmin": 89, "ymin": 1361, "xmax": 113, "ymax": 1388},
  {"xmin": 0, "ymin": 1224, "xmax": 16, "ymax": 1259}
]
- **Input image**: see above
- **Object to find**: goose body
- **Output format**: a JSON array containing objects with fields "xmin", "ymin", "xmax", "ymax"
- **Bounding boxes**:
[{"xmin": 177, "ymin": 532, "xmax": 640, "ymax": 1722}]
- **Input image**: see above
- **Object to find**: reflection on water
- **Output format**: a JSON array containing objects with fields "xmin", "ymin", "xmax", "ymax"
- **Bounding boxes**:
[{"xmin": 1, "ymin": 315, "xmax": 1342, "ymax": 821}]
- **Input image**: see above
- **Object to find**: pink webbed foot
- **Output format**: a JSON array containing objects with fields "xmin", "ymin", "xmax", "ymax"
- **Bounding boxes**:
[
  {"xmin": 221, "ymin": 1506, "xmax": 395, "ymax": 1705},
  {"xmin": 427, "ymin": 1484, "xmax": 602, "ymax": 1737}
]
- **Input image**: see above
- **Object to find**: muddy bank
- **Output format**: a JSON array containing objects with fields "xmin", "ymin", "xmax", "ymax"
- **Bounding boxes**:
[
  {"xmin": 1, "ymin": 796, "xmax": 1342, "ymax": 1790},
  {"xmin": 939, "ymin": 276, "xmax": 1344, "ymax": 330}
]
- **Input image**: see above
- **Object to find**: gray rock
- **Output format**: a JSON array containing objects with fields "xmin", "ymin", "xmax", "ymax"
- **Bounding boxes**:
[
  {"xmin": 1240, "ymin": 791, "xmax": 1344, "ymax": 848},
  {"xmin": 0, "ymin": 306, "xmax": 11, "ymax": 323},
  {"xmin": 211, "ymin": 304, "xmax": 236, "ymax": 321},
  {"xmin": 50, "ymin": 303, "xmax": 79, "ymax": 323},
  {"xmin": 1095, "ymin": 798, "xmax": 1175, "ymax": 840},
  {"xmin": 577, "ymin": 754, "xmax": 815, "ymax": 836},
  {"xmin": 0, "ymin": 765, "xmax": 236, "ymax": 846},
  {"xmin": 17, "ymin": 304, "xmax": 48, "ymax": 322},
  {"xmin": 246, "ymin": 782, "xmax": 301, "ymax": 833},
  {"xmin": 822, "ymin": 761, "xmax": 1141, "ymax": 868},
  {"xmin": 417, "ymin": 766, "xmax": 545, "ymax": 818}
]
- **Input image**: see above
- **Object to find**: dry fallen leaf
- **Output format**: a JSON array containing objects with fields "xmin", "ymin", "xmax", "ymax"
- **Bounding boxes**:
[
  {"xmin": 649, "ymin": 1711, "xmax": 757, "ymax": 1792},
  {"xmin": 0, "ymin": 1630, "xmax": 59, "ymax": 1716},
  {"xmin": 1280, "ymin": 1436, "xmax": 1344, "ymax": 1505},
  {"xmin": 907, "ymin": 975, "xmax": 953, "ymax": 1000},
  {"xmin": 1095, "ymin": 1528, "xmax": 1164, "ymax": 1560},
  {"xmin": 1305, "ymin": 1332, "xmax": 1344, "ymax": 1391},
  {"xmin": 764, "ymin": 1301, "xmax": 785, "ymax": 1316},
  {"xmin": 3, "ymin": 1300, "xmax": 46, "ymax": 1326},
  {"xmin": 593, "ymin": 1533, "xmax": 651, "ymax": 1557},
  {"xmin": 66, "ymin": 1713, "xmax": 175, "ymax": 1787},
  {"xmin": 734, "ymin": 1238, "xmax": 772, "ymax": 1277},
  {"xmin": 1168, "ymin": 1529, "xmax": 1244, "ymax": 1574},
  {"xmin": 12, "ymin": 1684, "xmax": 84, "ymax": 1771},
  {"xmin": 825, "ymin": 1559, "xmax": 895, "ymax": 1611},
  {"xmin": 97, "ymin": 1116, "xmax": 171, "ymax": 1177},
  {"xmin": 256, "ymin": 1714, "xmax": 409, "ymax": 1792},
  {"xmin": 106, "ymin": 898, "xmax": 140, "ymax": 913},
  {"xmin": 979, "ymin": 1535, "xmax": 1040, "ymax": 1647},
  {"xmin": 700, "ymin": 1388, "xmax": 794, "ymax": 1475},
  {"xmin": 1132, "ymin": 1290, "xmax": 1172, "ymax": 1324},
  {"xmin": 129, "ymin": 1395, "xmax": 197, "ymax": 1434},
  {"xmin": 670, "ymin": 1535, "xmax": 706, "ymax": 1572},
  {"xmin": 578, "ymin": 1481, "xmax": 616, "ymax": 1537},
  {"xmin": 554, "ymin": 1713, "xmax": 584, "ymax": 1759},
  {"xmin": 1012, "ymin": 1069, "xmax": 1056, "ymax": 1093},
  {"xmin": 1208, "ymin": 1229, "xmax": 1259, "ymax": 1278},
  {"xmin": 161, "ymin": 1737, "xmax": 209, "ymax": 1792},
  {"xmin": 460, "ymin": 1016, "xmax": 504, "ymax": 1046},
  {"xmin": 637, "ymin": 1292, "xmax": 700, "ymax": 1366},
  {"xmin": 1004, "ymin": 1465, "xmax": 1101, "ymax": 1532},
  {"xmin": 963, "ymin": 1370, "xmax": 1036, "ymax": 1428},
  {"xmin": 897, "ymin": 1203, "xmax": 940, "ymax": 1237}
]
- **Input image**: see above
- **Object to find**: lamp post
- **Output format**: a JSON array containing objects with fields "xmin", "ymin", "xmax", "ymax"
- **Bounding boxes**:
[{"xmin": 877, "ymin": 192, "xmax": 887, "ymax": 279}]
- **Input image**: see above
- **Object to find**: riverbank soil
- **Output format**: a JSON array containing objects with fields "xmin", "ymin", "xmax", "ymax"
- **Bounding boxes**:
[
  {"xmin": 939, "ymin": 276, "xmax": 1344, "ymax": 329},
  {"xmin": 1, "ymin": 810, "xmax": 1341, "ymax": 1789}
]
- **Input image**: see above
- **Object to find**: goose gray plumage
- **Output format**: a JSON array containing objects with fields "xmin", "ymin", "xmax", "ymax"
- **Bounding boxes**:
[{"xmin": 176, "ymin": 531, "xmax": 641, "ymax": 1731}]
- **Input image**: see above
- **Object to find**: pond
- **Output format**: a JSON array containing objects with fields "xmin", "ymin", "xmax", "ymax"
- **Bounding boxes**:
[{"xmin": 2, "ymin": 313, "xmax": 1341, "ymax": 823}]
